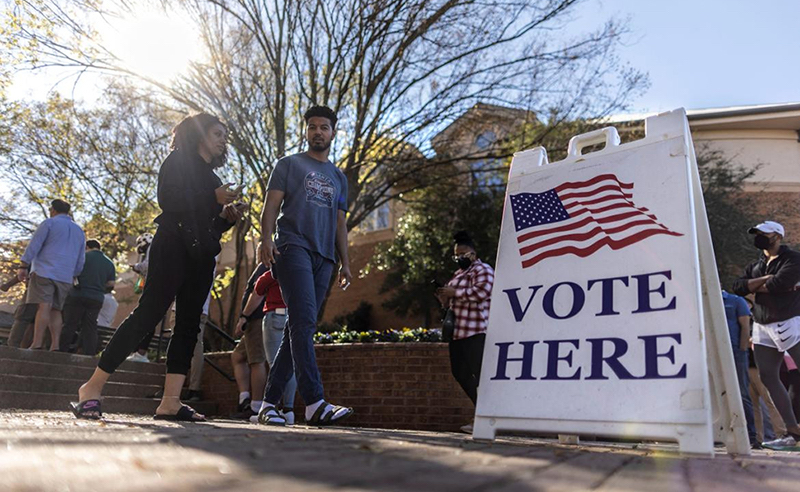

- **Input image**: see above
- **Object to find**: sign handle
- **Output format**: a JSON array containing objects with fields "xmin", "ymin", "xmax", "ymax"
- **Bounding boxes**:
[{"xmin": 567, "ymin": 127, "xmax": 621, "ymax": 158}]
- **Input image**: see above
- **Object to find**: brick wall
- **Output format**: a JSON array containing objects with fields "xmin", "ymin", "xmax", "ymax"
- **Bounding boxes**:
[{"xmin": 201, "ymin": 343, "xmax": 475, "ymax": 431}]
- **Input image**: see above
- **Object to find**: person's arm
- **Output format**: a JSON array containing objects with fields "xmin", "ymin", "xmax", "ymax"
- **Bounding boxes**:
[
  {"xmin": 260, "ymin": 190, "xmax": 284, "ymax": 264},
  {"xmin": 454, "ymin": 265, "xmax": 494, "ymax": 302},
  {"xmin": 732, "ymin": 262, "xmax": 766, "ymax": 295},
  {"xmin": 259, "ymin": 158, "xmax": 288, "ymax": 265},
  {"xmin": 242, "ymin": 291, "xmax": 267, "ymax": 318},
  {"xmin": 73, "ymin": 235, "xmax": 86, "ymax": 278},
  {"xmin": 737, "ymin": 315, "xmax": 751, "ymax": 351},
  {"xmin": 335, "ymin": 209, "xmax": 351, "ymax": 288},
  {"xmin": 764, "ymin": 253, "xmax": 800, "ymax": 293},
  {"xmin": 234, "ymin": 291, "xmax": 267, "ymax": 337},
  {"xmin": 18, "ymin": 221, "xmax": 50, "ymax": 281},
  {"xmin": 105, "ymin": 264, "xmax": 116, "ymax": 293},
  {"xmin": 748, "ymin": 276, "xmax": 772, "ymax": 293}
]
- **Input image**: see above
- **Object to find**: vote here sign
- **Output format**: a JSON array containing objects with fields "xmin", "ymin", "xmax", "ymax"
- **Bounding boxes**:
[{"xmin": 474, "ymin": 111, "xmax": 716, "ymax": 453}]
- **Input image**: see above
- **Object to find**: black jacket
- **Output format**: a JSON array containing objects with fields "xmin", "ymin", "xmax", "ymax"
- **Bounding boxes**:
[
  {"xmin": 154, "ymin": 149, "xmax": 233, "ymax": 245},
  {"xmin": 732, "ymin": 245, "xmax": 800, "ymax": 324}
]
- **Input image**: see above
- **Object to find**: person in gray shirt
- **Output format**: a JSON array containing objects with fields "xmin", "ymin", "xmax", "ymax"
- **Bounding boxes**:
[{"xmin": 258, "ymin": 105, "xmax": 354, "ymax": 426}]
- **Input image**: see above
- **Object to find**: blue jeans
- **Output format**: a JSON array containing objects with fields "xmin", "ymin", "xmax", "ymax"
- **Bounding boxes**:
[
  {"xmin": 262, "ymin": 311, "xmax": 295, "ymax": 408},
  {"xmin": 264, "ymin": 245, "xmax": 334, "ymax": 405},
  {"xmin": 733, "ymin": 349, "xmax": 758, "ymax": 443}
]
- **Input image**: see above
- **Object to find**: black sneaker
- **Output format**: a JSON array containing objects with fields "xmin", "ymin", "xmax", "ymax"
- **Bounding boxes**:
[{"xmin": 231, "ymin": 398, "xmax": 255, "ymax": 420}]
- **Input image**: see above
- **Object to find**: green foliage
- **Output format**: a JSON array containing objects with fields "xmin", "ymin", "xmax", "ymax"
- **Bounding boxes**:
[
  {"xmin": 332, "ymin": 301, "xmax": 372, "ymax": 333},
  {"xmin": 313, "ymin": 327, "xmax": 441, "ymax": 344},
  {"xmin": 695, "ymin": 147, "xmax": 786, "ymax": 288},
  {"xmin": 366, "ymin": 180, "xmax": 505, "ymax": 326}
]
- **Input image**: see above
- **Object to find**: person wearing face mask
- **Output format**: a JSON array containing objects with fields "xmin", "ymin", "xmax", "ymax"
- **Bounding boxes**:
[
  {"xmin": 733, "ymin": 220, "xmax": 800, "ymax": 449},
  {"xmin": 436, "ymin": 231, "xmax": 495, "ymax": 433}
]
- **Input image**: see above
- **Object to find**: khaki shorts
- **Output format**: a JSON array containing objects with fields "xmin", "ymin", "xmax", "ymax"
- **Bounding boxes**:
[
  {"xmin": 233, "ymin": 318, "xmax": 266, "ymax": 364},
  {"xmin": 26, "ymin": 273, "xmax": 72, "ymax": 311}
]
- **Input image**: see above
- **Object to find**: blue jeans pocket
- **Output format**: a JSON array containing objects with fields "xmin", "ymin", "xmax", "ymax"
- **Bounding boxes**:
[{"xmin": 271, "ymin": 314, "xmax": 287, "ymax": 330}]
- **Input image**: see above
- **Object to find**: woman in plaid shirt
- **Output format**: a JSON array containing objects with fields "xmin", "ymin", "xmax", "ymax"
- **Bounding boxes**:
[{"xmin": 437, "ymin": 231, "xmax": 495, "ymax": 432}]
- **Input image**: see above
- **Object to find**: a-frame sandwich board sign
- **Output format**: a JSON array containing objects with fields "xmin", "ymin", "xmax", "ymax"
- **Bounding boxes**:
[{"xmin": 472, "ymin": 109, "xmax": 750, "ymax": 456}]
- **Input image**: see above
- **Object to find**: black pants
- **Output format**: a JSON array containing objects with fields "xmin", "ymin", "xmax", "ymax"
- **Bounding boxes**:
[
  {"xmin": 449, "ymin": 333, "xmax": 486, "ymax": 405},
  {"xmin": 60, "ymin": 296, "xmax": 104, "ymax": 355},
  {"xmin": 98, "ymin": 227, "xmax": 215, "ymax": 375}
]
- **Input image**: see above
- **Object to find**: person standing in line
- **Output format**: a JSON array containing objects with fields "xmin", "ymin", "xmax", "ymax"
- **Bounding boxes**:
[
  {"xmin": 436, "ymin": 231, "xmax": 494, "ymax": 434},
  {"xmin": 71, "ymin": 113, "xmax": 245, "ymax": 421},
  {"xmin": 257, "ymin": 105, "xmax": 353, "ymax": 426},
  {"xmin": 721, "ymin": 288, "xmax": 760, "ymax": 448},
  {"xmin": 17, "ymin": 199, "xmax": 86, "ymax": 351},
  {"xmin": 5, "ymin": 271, "xmax": 37, "ymax": 348},
  {"xmin": 240, "ymin": 265, "xmax": 294, "ymax": 423},
  {"xmin": 229, "ymin": 262, "xmax": 269, "ymax": 419},
  {"xmin": 733, "ymin": 220, "xmax": 800, "ymax": 448},
  {"xmin": 59, "ymin": 240, "xmax": 116, "ymax": 355},
  {"xmin": 97, "ymin": 291, "xmax": 119, "ymax": 329},
  {"xmin": 127, "ymin": 233, "xmax": 157, "ymax": 363}
]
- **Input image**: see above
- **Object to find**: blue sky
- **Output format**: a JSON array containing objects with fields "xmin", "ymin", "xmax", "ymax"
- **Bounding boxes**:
[{"xmin": 578, "ymin": 0, "xmax": 800, "ymax": 112}]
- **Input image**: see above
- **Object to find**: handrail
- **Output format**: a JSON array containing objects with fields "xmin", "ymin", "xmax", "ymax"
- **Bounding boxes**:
[
  {"xmin": 204, "ymin": 319, "xmax": 237, "ymax": 347},
  {"xmin": 204, "ymin": 355, "xmax": 236, "ymax": 382}
]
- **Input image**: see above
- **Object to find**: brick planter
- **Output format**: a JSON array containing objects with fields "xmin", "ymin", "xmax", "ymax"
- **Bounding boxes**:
[{"xmin": 201, "ymin": 343, "xmax": 475, "ymax": 431}]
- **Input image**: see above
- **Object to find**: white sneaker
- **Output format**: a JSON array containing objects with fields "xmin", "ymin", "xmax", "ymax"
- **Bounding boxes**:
[
  {"xmin": 762, "ymin": 435, "xmax": 798, "ymax": 449},
  {"xmin": 126, "ymin": 353, "xmax": 150, "ymax": 363},
  {"xmin": 460, "ymin": 424, "xmax": 473, "ymax": 434},
  {"xmin": 282, "ymin": 410, "xmax": 295, "ymax": 425}
]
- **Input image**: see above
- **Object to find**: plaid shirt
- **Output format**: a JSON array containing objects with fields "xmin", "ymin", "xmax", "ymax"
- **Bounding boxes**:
[{"xmin": 447, "ymin": 259, "xmax": 495, "ymax": 340}]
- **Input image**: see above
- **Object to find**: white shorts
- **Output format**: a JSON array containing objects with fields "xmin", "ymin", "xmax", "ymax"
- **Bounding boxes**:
[{"xmin": 753, "ymin": 316, "xmax": 800, "ymax": 352}]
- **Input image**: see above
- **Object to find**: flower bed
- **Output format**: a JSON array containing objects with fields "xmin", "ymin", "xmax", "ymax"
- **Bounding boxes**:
[{"xmin": 313, "ymin": 327, "xmax": 442, "ymax": 344}]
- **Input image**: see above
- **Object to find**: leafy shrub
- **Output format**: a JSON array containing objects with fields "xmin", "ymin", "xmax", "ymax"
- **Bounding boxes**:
[
  {"xmin": 332, "ymin": 301, "xmax": 372, "ymax": 333},
  {"xmin": 312, "ymin": 327, "xmax": 442, "ymax": 344}
]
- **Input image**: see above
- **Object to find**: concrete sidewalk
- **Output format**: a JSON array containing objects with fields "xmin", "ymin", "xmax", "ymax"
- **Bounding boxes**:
[{"xmin": 1, "ymin": 411, "xmax": 799, "ymax": 492}]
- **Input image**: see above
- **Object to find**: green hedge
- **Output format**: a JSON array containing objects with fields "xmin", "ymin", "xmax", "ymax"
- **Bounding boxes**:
[{"xmin": 314, "ymin": 327, "xmax": 442, "ymax": 344}]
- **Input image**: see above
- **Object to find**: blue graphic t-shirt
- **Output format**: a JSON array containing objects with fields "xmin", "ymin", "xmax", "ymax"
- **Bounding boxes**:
[{"xmin": 267, "ymin": 153, "xmax": 348, "ymax": 261}]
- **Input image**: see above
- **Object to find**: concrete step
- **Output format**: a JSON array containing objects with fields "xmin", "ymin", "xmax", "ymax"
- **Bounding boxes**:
[
  {"xmin": 0, "ymin": 358, "xmax": 165, "ymax": 386},
  {"xmin": 0, "ymin": 391, "xmax": 217, "ymax": 416},
  {"xmin": 0, "ymin": 374, "xmax": 161, "ymax": 399},
  {"xmin": 0, "ymin": 346, "xmax": 166, "ymax": 375}
]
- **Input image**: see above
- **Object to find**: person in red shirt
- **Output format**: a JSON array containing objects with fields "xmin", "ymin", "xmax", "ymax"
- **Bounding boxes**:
[{"xmin": 240, "ymin": 266, "xmax": 295, "ymax": 424}]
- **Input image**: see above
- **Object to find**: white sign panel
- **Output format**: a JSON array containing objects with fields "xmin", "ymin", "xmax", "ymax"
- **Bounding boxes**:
[{"xmin": 473, "ymin": 109, "xmax": 748, "ymax": 455}]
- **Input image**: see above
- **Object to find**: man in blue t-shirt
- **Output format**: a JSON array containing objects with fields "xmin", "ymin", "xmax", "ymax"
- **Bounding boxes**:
[
  {"xmin": 722, "ymin": 289, "xmax": 759, "ymax": 448},
  {"xmin": 257, "ymin": 105, "xmax": 354, "ymax": 427}
]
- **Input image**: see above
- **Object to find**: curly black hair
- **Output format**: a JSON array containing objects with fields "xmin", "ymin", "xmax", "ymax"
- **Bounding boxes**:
[
  {"xmin": 303, "ymin": 105, "xmax": 338, "ymax": 127},
  {"xmin": 170, "ymin": 113, "xmax": 228, "ymax": 168}
]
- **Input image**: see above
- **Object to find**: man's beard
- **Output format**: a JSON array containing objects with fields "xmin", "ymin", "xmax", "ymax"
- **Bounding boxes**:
[{"xmin": 309, "ymin": 139, "xmax": 331, "ymax": 152}]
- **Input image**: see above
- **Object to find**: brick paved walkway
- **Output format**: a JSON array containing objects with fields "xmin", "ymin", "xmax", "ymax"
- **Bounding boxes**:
[{"xmin": 1, "ymin": 410, "xmax": 799, "ymax": 491}]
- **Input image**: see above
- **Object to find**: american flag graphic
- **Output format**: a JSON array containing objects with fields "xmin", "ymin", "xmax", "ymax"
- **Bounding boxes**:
[{"xmin": 509, "ymin": 174, "xmax": 683, "ymax": 268}]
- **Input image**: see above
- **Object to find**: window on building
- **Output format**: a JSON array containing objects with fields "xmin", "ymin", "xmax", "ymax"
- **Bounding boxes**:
[
  {"xmin": 360, "ymin": 202, "xmax": 391, "ymax": 232},
  {"xmin": 475, "ymin": 130, "xmax": 497, "ymax": 150}
]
